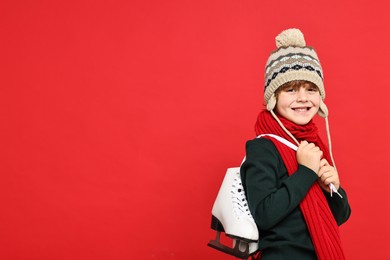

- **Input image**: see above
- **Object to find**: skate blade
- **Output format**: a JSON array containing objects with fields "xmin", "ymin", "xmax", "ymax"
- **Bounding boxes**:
[{"xmin": 208, "ymin": 238, "xmax": 253, "ymax": 259}]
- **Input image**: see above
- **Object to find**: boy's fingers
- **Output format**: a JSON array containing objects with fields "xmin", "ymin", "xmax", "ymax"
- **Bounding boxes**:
[{"xmin": 320, "ymin": 159, "xmax": 327, "ymax": 167}]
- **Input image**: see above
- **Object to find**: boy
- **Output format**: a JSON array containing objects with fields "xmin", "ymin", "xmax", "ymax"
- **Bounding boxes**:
[{"xmin": 240, "ymin": 28, "xmax": 351, "ymax": 260}]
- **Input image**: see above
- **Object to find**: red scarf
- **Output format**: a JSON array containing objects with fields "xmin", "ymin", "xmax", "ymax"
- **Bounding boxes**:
[{"xmin": 254, "ymin": 110, "xmax": 345, "ymax": 260}]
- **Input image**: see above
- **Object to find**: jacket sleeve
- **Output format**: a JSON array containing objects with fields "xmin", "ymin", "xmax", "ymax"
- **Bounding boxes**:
[
  {"xmin": 322, "ymin": 187, "xmax": 352, "ymax": 225},
  {"xmin": 240, "ymin": 138, "xmax": 318, "ymax": 230}
]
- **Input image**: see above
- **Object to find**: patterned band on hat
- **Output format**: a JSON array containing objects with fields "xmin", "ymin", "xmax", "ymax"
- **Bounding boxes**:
[
  {"xmin": 265, "ymin": 52, "xmax": 323, "ymax": 87},
  {"xmin": 264, "ymin": 46, "xmax": 324, "ymax": 104}
]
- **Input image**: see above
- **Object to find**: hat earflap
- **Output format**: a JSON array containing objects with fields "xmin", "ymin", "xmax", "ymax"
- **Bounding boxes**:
[
  {"xmin": 266, "ymin": 94, "xmax": 277, "ymax": 111},
  {"xmin": 318, "ymin": 100, "xmax": 328, "ymax": 118}
]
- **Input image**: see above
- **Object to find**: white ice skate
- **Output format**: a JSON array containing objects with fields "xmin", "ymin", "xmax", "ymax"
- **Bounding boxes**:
[{"xmin": 207, "ymin": 167, "xmax": 259, "ymax": 259}]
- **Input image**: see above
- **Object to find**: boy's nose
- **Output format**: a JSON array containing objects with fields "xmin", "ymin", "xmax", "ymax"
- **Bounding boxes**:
[{"xmin": 296, "ymin": 88, "xmax": 308, "ymax": 102}]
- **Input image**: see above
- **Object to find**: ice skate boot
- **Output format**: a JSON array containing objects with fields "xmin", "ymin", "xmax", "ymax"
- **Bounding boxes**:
[{"xmin": 207, "ymin": 167, "xmax": 259, "ymax": 259}]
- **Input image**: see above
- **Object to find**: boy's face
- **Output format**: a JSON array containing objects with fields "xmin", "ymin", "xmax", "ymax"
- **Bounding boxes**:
[{"xmin": 275, "ymin": 82, "xmax": 320, "ymax": 125}]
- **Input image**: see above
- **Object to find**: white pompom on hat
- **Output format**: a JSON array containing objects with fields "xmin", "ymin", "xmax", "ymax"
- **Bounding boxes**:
[
  {"xmin": 264, "ymin": 28, "xmax": 328, "ymax": 118},
  {"xmin": 275, "ymin": 28, "xmax": 306, "ymax": 48}
]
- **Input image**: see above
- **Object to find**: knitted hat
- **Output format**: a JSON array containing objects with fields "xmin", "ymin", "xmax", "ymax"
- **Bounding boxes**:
[{"xmin": 264, "ymin": 28, "xmax": 328, "ymax": 118}]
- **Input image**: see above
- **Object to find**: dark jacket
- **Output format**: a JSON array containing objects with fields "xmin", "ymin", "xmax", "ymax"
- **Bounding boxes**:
[{"xmin": 240, "ymin": 138, "xmax": 351, "ymax": 260}]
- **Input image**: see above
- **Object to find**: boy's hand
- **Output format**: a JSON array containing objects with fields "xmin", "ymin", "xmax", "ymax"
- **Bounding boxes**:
[
  {"xmin": 317, "ymin": 159, "xmax": 340, "ymax": 192},
  {"xmin": 296, "ymin": 141, "xmax": 323, "ymax": 174}
]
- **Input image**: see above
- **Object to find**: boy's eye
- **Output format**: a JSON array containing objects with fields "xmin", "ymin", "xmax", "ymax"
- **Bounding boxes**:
[{"xmin": 285, "ymin": 88, "xmax": 295, "ymax": 92}]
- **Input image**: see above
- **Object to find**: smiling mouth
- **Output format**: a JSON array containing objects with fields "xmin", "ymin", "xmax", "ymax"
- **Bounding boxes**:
[{"xmin": 292, "ymin": 107, "xmax": 311, "ymax": 112}]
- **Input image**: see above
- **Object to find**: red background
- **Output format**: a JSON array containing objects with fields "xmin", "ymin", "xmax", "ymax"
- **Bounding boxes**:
[{"xmin": 1, "ymin": 0, "xmax": 389, "ymax": 259}]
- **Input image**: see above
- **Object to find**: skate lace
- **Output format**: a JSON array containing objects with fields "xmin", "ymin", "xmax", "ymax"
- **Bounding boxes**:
[{"xmin": 231, "ymin": 172, "xmax": 254, "ymax": 220}]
